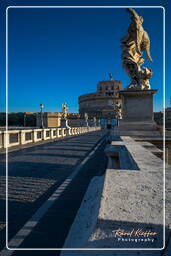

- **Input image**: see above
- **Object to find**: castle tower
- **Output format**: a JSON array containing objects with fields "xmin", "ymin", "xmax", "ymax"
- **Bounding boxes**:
[{"xmin": 78, "ymin": 79, "xmax": 123, "ymax": 120}]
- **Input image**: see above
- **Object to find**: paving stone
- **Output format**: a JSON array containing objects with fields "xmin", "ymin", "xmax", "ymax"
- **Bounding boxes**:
[{"xmin": 0, "ymin": 130, "xmax": 107, "ymax": 255}]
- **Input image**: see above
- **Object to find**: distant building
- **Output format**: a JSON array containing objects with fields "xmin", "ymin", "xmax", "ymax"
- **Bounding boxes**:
[
  {"xmin": 166, "ymin": 107, "xmax": 171, "ymax": 128},
  {"xmin": 36, "ymin": 79, "xmax": 123, "ymax": 128},
  {"xmin": 36, "ymin": 112, "xmax": 62, "ymax": 128},
  {"xmin": 154, "ymin": 108, "xmax": 171, "ymax": 128},
  {"xmin": 36, "ymin": 112, "xmax": 83, "ymax": 128},
  {"xmin": 154, "ymin": 111, "xmax": 163, "ymax": 126},
  {"xmin": 78, "ymin": 79, "xmax": 123, "ymax": 120}
]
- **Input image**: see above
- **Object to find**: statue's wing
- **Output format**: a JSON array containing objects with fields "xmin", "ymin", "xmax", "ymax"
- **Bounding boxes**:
[
  {"xmin": 143, "ymin": 31, "xmax": 153, "ymax": 62},
  {"xmin": 127, "ymin": 8, "xmax": 140, "ymax": 20},
  {"xmin": 127, "ymin": 8, "xmax": 142, "ymax": 54},
  {"xmin": 146, "ymin": 46, "xmax": 153, "ymax": 62}
]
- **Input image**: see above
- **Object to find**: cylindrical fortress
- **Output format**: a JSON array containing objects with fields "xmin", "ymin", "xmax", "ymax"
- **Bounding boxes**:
[{"xmin": 78, "ymin": 80, "xmax": 123, "ymax": 119}]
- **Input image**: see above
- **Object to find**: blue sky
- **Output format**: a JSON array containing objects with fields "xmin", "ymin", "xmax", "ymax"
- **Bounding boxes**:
[{"xmin": 0, "ymin": 0, "xmax": 170, "ymax": 113}]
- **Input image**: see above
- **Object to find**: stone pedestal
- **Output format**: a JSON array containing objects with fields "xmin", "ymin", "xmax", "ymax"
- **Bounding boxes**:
[
  {"xmin": 118, "ymin": 89, "xmax": 159, "ymax": 136},
  {"xmin": 83, "ymin": 120, "xmax": 89, "ymax": 127},
  {"xmin": 120, "ymin": 89, "xmax": 157, "ymax": 121},
  {"xmin": 60, "ymin": 118, "xmax": 71, "ymax": 129}
]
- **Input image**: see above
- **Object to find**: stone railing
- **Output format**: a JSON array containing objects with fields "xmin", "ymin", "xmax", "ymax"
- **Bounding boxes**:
[
  {"xmin": 61, "ymin": 136, "xmax": 170, "ymax": 252},
  {"xmin": 0, "ymin": 126, "xmax": 101, "ymax": 149}
]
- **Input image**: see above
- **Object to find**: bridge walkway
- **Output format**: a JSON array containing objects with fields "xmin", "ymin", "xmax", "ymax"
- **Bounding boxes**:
[{"xmin": 0, "ymin": 130, "xmax": 108, "ymax": 255}]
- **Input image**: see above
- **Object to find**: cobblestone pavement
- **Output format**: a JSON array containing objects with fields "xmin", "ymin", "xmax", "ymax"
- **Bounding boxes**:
[{"xmin": 0, "ymin": 130, "xmax": 108, "ymax": 255}]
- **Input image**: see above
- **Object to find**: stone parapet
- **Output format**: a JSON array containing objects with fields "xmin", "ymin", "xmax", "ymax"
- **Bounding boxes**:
[
  {"xmin": 61, "ymin": 136, "xmax": 170, "ymax": 253},
  {"xmin": 0, "ymin": 126, "xmax": 101, "ymax": 149}
]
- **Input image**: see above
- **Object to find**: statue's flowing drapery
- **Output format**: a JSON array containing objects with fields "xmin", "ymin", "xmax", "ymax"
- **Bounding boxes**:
[{"xmin": 121, "ymin": 8, "xmax": 153, "ymax": 90}]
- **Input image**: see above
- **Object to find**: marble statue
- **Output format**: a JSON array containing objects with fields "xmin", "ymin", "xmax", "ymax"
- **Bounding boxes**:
[
  {"xmin": 115, "ymin": 102, "xmax": 122, "ymax": 119},
  {"xmin": 93, "ymin": 116, "xmax": 97, "ymax": 126},
  {"xmin": 62, "ymin": 103, "xmax": 68, "ymax": 118},
  {"xmin": 84, "ymin": 112, "xmax": 89, "ymax": 127},
  {"xmin": 121, "ymin": 8, "xmax": 153, "ymax": 90},
  {"xmin": 84, "ymin": 112, "xmax": 88, "ymax": 121},
  {"xmin": 108, "ymin": 72, "xmax": 113, "ymax": 80}
]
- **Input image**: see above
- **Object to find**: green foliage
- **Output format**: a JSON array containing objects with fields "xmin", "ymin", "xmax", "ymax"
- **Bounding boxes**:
[
  {"xmin": 0, "ymin": 112, "xmax": 36, "ymax": 127},
  {"xmin": 0, "ymin": 113, "xmax": 6, "ymax": 126}
]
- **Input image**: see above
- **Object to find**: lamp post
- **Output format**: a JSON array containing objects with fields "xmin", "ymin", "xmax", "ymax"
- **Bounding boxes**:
[
  {"xmin": 40, "ymin": 103, "xmax": 44, "ymax": 128},
  {"xmin": 24, "ymin": 112, "xmax": 26, "ymax": 127}
]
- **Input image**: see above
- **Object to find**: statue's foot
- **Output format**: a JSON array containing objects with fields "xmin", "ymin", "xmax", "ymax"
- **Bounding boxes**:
[{"xmin": 126, "ymin": 83, "xmax": 138, "ymax": 90}]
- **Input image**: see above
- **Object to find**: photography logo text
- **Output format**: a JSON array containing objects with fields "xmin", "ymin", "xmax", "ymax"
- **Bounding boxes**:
[{"xmin": 112, "ymin": 228, "xmax": 158, "ymax": 243}]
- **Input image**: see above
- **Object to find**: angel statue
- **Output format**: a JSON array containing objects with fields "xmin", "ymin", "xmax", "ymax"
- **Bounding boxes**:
[
  {"xmin": 62, "ymin": 102, "xmax": 68, "ymax": 118},
  {"xmin": 93, "ymin": 116, "xmax": 97, "ymax": 126},
  {"xmin": 121, "ymin": 8, "xmax": 153, "ymax": 90},
  {"xmin": 108, "ymin": 72, "xmax": 113, "ymax": 80},
  {"xmin": 84, "ymin": 112, "xmax": 88, "ymax": 121},
  {"xmin": 84, "ymin": 112, "xmax": 89, "ymax": 127},
  {"xmin": 115, "ymin": 102, "xmax": 122, "ymax": 119}
]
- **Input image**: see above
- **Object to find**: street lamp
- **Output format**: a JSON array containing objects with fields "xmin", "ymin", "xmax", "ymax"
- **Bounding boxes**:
[
  {"xmin": 24, "ymin": 112, "xmax": 26, "ymax": 127},
  {"xmin": 40, "ymin": 103, "xmax": 44, "ymax": 128}
]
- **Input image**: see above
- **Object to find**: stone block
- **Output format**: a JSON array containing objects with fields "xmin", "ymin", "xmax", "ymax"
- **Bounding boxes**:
[{"xmin": 120, "ymin": 89, "xmax": 157, "ymax": 122}]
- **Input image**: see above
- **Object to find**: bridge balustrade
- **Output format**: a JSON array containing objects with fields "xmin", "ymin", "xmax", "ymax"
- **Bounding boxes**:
[{"xmin": 0, "ymin": 126, "xmax": 101, "ymax": 149}]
